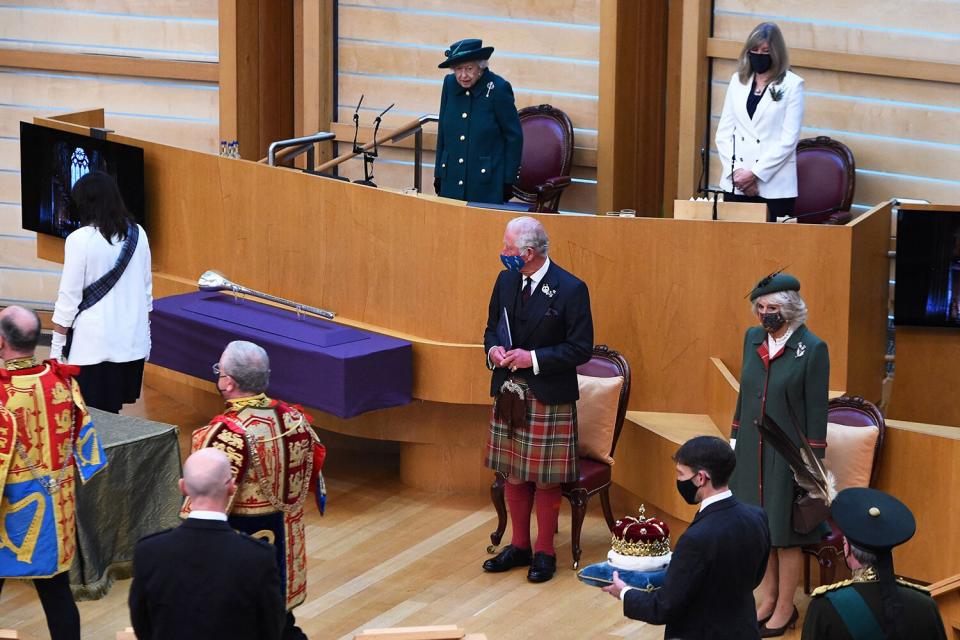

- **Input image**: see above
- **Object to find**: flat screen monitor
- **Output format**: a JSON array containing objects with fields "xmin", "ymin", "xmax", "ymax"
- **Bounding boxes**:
[
  {"xmin": 19, "ymin": 122, "xmax": 145, "ymax": 239},
  {"xmin": 894, "ymin": 207, "xmax": 960, "ymax": 328}
]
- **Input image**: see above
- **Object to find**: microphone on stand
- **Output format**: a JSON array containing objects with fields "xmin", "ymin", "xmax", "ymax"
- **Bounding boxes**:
[
  {"xmin": 731, "ymin": 130, "xmax": 737, "ymax": 194},
  {"xmin": 355, "ymin": 102, "xmax": 395, "ymax": 188},
  {"xmin": 351, "ymin": 94, "xmax": 364, "ymax": 155},
  {"xmin": 370, "ymin": 103, "xmax": 395, "ymax": 158}
]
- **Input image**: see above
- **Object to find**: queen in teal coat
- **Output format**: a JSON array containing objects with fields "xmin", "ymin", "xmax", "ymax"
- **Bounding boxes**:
[
  {"xmin": 434, "ymin": 39, "xmax": 523, "ymax": 205},
  {"xmin": 729, "ymin": 272, "xmax": 829, "ymax": 634}
]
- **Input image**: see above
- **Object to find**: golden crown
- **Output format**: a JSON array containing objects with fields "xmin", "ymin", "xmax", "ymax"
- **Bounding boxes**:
[
  {"xmin": 610, "ymin": 535, "xmax": 672, "ymax": 557},
  {"xmin": 610, "ymin": 505, "xmax": 672, "ymax": 557}
]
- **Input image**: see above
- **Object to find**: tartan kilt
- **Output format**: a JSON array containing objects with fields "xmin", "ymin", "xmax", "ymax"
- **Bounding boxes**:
[{"xmin": 484, "ymin": 379, "xmax": 578, "ymax": 484}]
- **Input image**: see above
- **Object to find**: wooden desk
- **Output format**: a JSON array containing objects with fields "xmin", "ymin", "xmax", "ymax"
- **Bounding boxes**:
[{"xmin": 673, "ymin": 198, "xmax": 767, "ymax": 222}]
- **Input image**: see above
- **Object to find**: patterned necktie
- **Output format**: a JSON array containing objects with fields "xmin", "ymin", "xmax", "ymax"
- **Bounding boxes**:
[{"xmin": 522, "ymin": 277, "xmax": 534, "ymax": 304}]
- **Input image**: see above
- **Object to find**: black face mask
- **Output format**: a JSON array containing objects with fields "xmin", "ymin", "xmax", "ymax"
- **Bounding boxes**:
[
  {"xmin": 760, "ymin": 311, "xmax": 786, "ymax": 333},
  {"xmin": 749, "ymin": 51, "xmax": 772, "ymax": 75},
  {"xmin": 676, "ymin": 476, "xmax": 701, "ymax": 505}
]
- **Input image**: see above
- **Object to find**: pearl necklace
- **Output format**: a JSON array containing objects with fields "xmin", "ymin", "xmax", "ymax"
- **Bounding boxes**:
[{"xmin": 768, "ymin": 327, "xmax": 793, "ymax": 353}]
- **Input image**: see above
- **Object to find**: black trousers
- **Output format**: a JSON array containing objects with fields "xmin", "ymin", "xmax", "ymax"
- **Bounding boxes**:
[
  {"xmin": 0, "ymin": 572, "xmax": 80, "ymax": 640},
  {"xmin": 724, "ymin": 192, "xmax": 796, "ymax": 222}
]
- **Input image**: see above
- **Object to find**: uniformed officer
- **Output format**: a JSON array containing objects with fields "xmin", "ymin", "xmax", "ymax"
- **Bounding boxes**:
[
  {"xmin": 434, "ymin": 38, "xmax": 523, "ymax": 205},
  {"xmin": 801, "ymin": 487, "xmax": 946, "ymax": 639}
]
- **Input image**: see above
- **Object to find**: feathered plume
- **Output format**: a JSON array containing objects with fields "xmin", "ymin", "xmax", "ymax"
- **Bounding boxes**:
[{"xmin": 758, "ymin": 408, "xmax": 835, "ymax": 504}]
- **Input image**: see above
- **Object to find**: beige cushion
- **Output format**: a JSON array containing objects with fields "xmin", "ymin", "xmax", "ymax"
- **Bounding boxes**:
[
  {"xmin": 575, "ymin": 374, "xmax": 624, "ymax": 465},
  {"xmin": 824, "ymin": 422, "xmax": 879, "ymax": 491}
]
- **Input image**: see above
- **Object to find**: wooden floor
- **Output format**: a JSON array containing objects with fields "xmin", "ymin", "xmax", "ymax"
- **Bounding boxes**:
[{"xmin": 0, "ymin": 385, "xmax": 808, "ymax": 639}]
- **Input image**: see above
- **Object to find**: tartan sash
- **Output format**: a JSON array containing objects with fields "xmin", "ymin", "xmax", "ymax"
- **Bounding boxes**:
[{"xmin": 77, "ymin": 224, "xmax": 140, "ymax": 313}]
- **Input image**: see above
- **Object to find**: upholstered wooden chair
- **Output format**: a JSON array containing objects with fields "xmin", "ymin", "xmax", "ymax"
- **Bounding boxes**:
[
  {"xmin": 803, "ymin": 395, "xmax": 886, "ymax": 592},
  {"xmin": 488, "ymin": 345, "xmax": 631, "ymax": 569},
  {"xmin": 508, "ymin": 104, "xmax": 575, "ymax": 213},
  {"xmin": 794, "ymin": 136, "xmax": 856, "ymax": 224}
]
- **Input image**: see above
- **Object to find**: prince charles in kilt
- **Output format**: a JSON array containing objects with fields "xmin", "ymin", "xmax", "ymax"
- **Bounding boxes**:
[{"xmin": 482, "ymin": 216, "xmax": 593, "ymax": 583}]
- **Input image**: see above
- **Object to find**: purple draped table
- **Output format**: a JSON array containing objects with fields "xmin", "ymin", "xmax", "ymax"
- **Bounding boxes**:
[{"xmin": 149, "ymin": 291, "xmax": 412, "ymax": 418}]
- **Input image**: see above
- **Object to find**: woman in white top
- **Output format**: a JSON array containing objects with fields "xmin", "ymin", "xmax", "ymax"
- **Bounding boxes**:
[
  {"xmin": 715, "ymin": 22, "xmax": 804, "ymax": 222},
  {"xmin": 50, "ymin": 171, "xmax": 152, "ymax": 413}
]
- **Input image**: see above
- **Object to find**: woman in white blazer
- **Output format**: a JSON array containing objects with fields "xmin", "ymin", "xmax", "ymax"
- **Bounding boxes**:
[
  {"xmin": 716, "ymin": 22, "xmax": 804, "ymax": 223},
  {"xmin": 51, "ymin": 171, "xmax": 152, "ymax": 413}
]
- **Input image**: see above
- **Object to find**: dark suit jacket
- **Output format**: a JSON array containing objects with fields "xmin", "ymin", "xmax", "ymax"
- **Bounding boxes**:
[
  {"xmin": 483, "ymin": 261, "xmax": 593, "ymax": 404},
  {"xmin": 623, "ymin": 496, "xmax": 771, "ymax": 640},
  {"xmin": 129, "ymin": 517, "xmax": 285, "ymax": 640}
]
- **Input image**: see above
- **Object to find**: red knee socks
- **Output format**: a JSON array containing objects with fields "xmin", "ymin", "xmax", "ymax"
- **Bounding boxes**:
[
  {"xmin": 534, "ymin": 485, "xmax": 562, "ymax": 556},
  {"xmin": 505, "ymin": 481, "xmax": 534, "ymax": 550}
]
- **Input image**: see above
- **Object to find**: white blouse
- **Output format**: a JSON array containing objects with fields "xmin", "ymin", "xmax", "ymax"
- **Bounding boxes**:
[{"xmin": 52, "ymin": 224, "xmax": 152, "ymax": 366}]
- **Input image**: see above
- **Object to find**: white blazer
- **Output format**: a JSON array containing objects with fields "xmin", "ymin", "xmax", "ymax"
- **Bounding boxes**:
[
  {"xmin": 52, "ymin": 224, "xmax": 152, "ymax": 366},
  {"xmin": 715, "ymin": 69, "xmax": 804, "ymax": 199}
]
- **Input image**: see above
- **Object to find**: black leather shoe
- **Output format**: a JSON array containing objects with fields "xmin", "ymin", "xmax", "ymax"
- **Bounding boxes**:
[
  {"xmin": 482, "ymin": 545, "xmax": 532, "ymax": 573},
  {"xmin": 526, "ymin": 551, "xmax": 557, "ymax": 583}
]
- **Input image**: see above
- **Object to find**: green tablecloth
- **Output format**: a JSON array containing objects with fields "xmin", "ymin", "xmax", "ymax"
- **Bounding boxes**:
[{"xmin": 69, "ymin": 408, "xmax": 182, "ymax": 600}]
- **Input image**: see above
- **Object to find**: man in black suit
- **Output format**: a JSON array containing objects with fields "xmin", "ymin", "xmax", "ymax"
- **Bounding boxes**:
[
  {"xmin": 129, "ymin": 448, "xmax": 285, "ymax": 640},
  {"xmin": 603, "ymin": 436, "xmax": 771, "ymax": 639},
  {"xmin": 481, "ymin": 216, "xmax": 593, "ymax": 583}
]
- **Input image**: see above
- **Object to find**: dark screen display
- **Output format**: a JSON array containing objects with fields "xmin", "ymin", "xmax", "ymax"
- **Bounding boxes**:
[
  {"xmin": 19, "ymin": 122, "xmax": 145, "ymax": 239},
  {"xmin": 894, "ymin": 208, "xmax": 960, "ymax": 328}
]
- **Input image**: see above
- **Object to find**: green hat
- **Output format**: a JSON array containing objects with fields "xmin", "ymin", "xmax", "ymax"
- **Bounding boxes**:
[
  {"xmin": 831, "ymin": 487, "xmax": 916, "ymax": 552},
  {"xmin": 748, "ymin": 270, "xmax": 800, "ymax": 301},
  {"xmin": 438, "ymin": 39, "xmax": 494, "ymax": 69}
]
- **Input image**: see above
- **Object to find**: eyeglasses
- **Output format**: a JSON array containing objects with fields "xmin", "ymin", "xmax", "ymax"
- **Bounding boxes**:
[{"xmin": 212, "ymin": 362, "xmax": 226, "ymax": 379}]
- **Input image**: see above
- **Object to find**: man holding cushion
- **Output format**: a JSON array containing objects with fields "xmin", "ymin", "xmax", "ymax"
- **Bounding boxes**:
[
  {"xmin": 482, "ymin": 216, "xmax": 593, "ymax": 583},
  {"xmin": 603, "ymin": 436, "xmax": 771, "ymax": 639}
]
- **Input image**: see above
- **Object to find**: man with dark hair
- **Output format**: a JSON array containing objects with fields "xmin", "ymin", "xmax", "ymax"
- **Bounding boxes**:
[
  {"xmin": 802, "ymin": 487, "xmax": 945, "ymax": 639},
  {"xmin": 0, "ymin": 305, "xmax": 108, "ymax": 640},
  {"xmin": 603, "ymin": 435, "xmax": 771, "ymax": 639}
]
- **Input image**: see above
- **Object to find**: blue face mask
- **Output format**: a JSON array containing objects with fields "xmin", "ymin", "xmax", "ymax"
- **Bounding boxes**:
[{"xmin": 500, "ymin": 253, "xmax": 525, "ymax": 272}]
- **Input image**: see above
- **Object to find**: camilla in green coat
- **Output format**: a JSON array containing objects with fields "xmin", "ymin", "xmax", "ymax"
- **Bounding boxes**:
[{"xmin": 728, "ymin": 272, "xmax": 829, "ymax": 635}]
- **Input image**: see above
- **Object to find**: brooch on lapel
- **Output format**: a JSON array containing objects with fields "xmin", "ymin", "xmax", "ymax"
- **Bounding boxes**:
[
  {"xmin": 796, "ymin": 342, "xmax": 806, "ymax": 359},
  {"xmin": 770, "ymin": 85, "xmax": 785, "ymax": 102},
  {"xmin": 485, "ymin": 81, "xmax": 494, "ymax": 98},
  {"xmin": 541, "ymin": 284, "xmax": 556, "ymax": 298}
]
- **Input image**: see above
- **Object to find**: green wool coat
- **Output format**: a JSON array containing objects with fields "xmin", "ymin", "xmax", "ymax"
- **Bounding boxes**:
[
  {"xmin": 728, "ymin": 324, "xmax": 829, "ymax": 547},
  {"xmin": 434, "ymin": 69, "xmax": 523, "ymax": 204}
]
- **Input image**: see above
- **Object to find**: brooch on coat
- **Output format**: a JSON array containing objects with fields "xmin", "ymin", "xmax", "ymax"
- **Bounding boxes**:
[
  {"xmin": 769, "ymin": 85, "xmax": 785, "ymax": 102},
  {"xmin": 541, "ymin": 284, "xmax": 556, "ymax": 298},
  {"xmin": 485, "ymin": 81, "xmax": 494, "ymax": 98},
  {"xmin": 796, "ymin": 342, "xmax": 806, "ymax": 358}
]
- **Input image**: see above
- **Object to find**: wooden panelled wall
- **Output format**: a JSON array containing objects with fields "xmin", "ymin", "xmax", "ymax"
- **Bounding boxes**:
[
  {"xmin": 0, "ymin": 0, "xmax": 219, "ymax": 310},
  {"xmin": 333, "ymin": 0, "xmax": 602, "ymax": 214},
  {"xmin": 703, "ymin": 0, "xmax": 960, "ymax": 211}
]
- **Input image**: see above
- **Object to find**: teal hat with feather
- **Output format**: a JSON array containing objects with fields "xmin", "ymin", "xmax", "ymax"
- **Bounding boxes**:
[
  {"xmin": 438, "ymin": 39, "xmax": 495, "ymax": 69},
  {"xmin": 748, "ymin": 269, "xmax": 800, "ymax": 301}
]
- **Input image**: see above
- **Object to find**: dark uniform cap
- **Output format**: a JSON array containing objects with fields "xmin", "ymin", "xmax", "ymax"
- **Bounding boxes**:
[
  {"xmin": 438, "ymin": 38, "xmax": 495, "ymax": 68},
  {"xmin": 831, "ymin": 487, "xmax": 916, "ymax": 552},
  {"xmin": 749, "ymin": 271, "xmax": 800, "ymax": 301}
]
